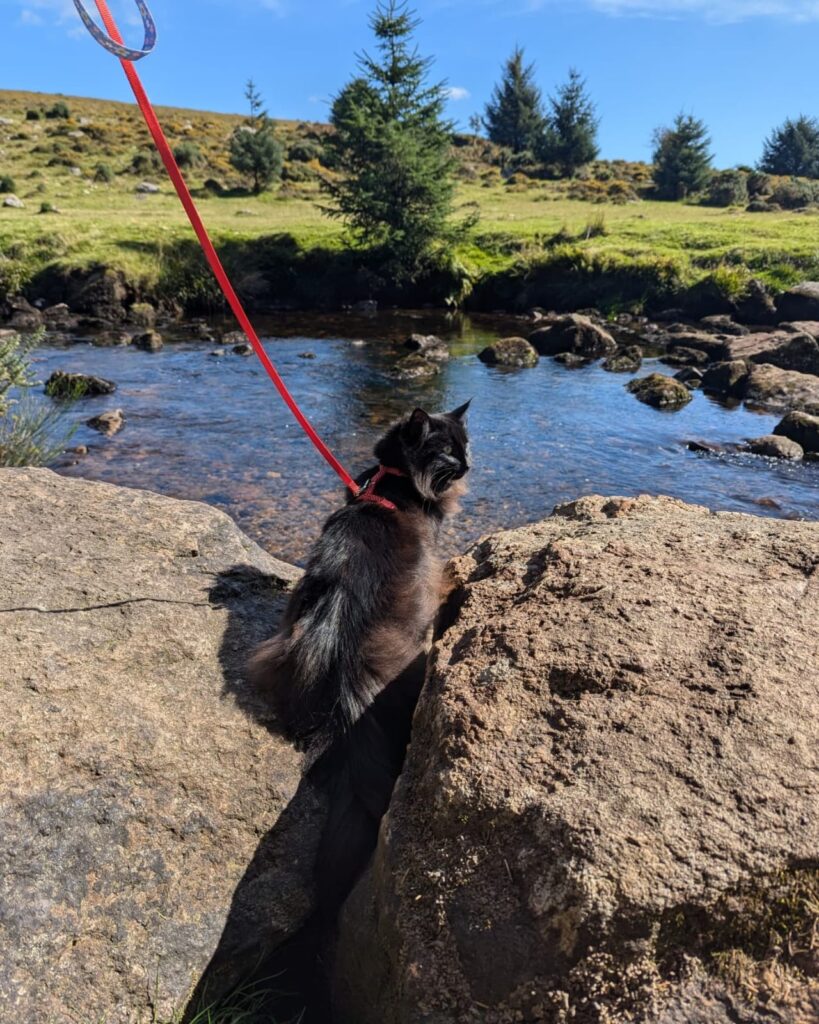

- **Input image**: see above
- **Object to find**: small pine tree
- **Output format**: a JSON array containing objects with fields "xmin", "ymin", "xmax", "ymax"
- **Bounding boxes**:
[
  {"xmin": 483, "ymin": 47, "xmax": 546, "ymax": 156},
  {"xmin": 323, "ymin": 1, "xmax": 462, "ymax": 282},
  {"xmin": 652, "ymin": 113, "xmax": 713, "ymax": 200},
  {"xmin": 760, "ymin": 115, "xmax": 819, "ymax": 178},
  {"xmin": 229, "ymin": 80, "xmax": 284, "ymax": 195},
  {"xmin": 541, "ymin": 68, "xmax": 599, "ymax": 177}
]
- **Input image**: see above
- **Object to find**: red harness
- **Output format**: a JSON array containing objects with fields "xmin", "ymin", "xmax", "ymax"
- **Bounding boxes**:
[{"xmin": 356, "ymin": 466, "xmax": 407, "ymax": 512}]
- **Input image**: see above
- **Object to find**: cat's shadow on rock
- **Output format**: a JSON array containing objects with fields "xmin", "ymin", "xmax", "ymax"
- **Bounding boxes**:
[
  {"xmin": 184, "ymin": 566, "xmax": 425, "ymax": 1023},
  {"xmin": 182, "ymin": 565, "xmax": 328, "ymax": 1023}
]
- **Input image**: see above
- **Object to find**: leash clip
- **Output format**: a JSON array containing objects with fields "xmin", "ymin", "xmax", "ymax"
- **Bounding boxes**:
[{"xmin": 73, "ymin": 0, "xmax": 157, "ymax": 61}]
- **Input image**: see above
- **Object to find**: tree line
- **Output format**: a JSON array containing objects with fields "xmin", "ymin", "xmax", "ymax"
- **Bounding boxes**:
[{"xmin": 224, "ymin": 0, "xmax": 819, "ymax": 282}]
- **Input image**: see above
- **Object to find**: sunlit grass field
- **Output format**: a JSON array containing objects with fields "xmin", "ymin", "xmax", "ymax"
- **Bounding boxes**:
[{"xmin": 2, "ymin": 89, "xmax": 819, "ymax": 300}]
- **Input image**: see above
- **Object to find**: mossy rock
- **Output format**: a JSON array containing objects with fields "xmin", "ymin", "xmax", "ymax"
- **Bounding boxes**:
[
  {"xmin": 627, "ymin": 373, "xmax": 692, "ymax": 409},
  {"xmin": 478, "ymin": 337, "xmax": 539, "ymax": 368}
]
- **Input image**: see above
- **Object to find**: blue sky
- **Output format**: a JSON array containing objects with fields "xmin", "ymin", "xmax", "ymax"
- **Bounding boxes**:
[{"xmin": 2, "ymin": 0, "xmax": 819, "ymax": 166}]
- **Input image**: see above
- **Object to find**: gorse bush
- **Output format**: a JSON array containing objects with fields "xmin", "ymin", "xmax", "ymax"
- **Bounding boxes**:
[
  {"xmin": 769, "ymin": 178, "xmax": 819, "ymax": 210},
  {"xmin": 287, "ymin": 139, "xmax": 323, "ymax": 163},
  {"xmin": 45, "ymin": 101, "xmax": 71, "ymax": 120},
  {"xmin": 173, "ymin": 141, "xmax": 202, "ymax": 169},
  {"xmin": 0, "ymin": 175, "xmax": 16, "ymax": 193},
  {"xmin": 131, "ymin": 149, "xmax": 161, "ymax": 175},
  {"xmin": 94, "ymin": 162, "xmax": 115, "ymax": 184},
  {"xmin": 25, "ymin": 109, "xmax": 41, "ymax": 121},
  {"xmin": 703, "ymin": 169, "xmax": 749, "ymax": 207}
]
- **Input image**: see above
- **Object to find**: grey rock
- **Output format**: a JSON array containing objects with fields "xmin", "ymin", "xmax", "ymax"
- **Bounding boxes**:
[
  {"xmin": 135, "ymin": 181, "xmax": 160, "ymax": 194},
  {"xmin": 0, "ymin": 470, "xmax": 309, "ymax": 1024},
  {"xmin": 403, "ymin": 334, "xmax": 449, "ymax": 362},
  {"xmin": 774, "ymin": 410, "xmax": 819, "ymax": 453},
  {"xmin": 529, "ymin": 314, "xmax": 616, "ymax": 358},
  {"xmin": 45, "ymin": 371, "xmax": 116, "ymax": 399},
  {"xmin": 133, "ymin": 330, "xmax": 164, "ymax": 352},
  {"xmin": 701, "ymin": 360, "xmax": 751, "ymax": 399},
  {"xmin": 721, "ymin": 331, "xmax": 819, "ymax": 376},
  {"xmin": 744, "ymin": 363, "xmax": 819, "ymax": 415},
  {"xmin": 602, "ymin": 346, "xmax": 642, "ymax": 373},
  {"xmin": 776, "ymin": 281, "xmax": 819, "ymax": 322},
  {"xmin": 335, "ymin": 496, "xmax": 819, "ymax": 1024},
  {"xmin": 2, "ymin": 195, "xmax": 24, "ymax": 209},
  {"xmin": 479, "ymin": 337, "xmax": 539, "ymax": 368},
  {"xmin": 627, "ymin": 373, "xmax": 693, "ymax": 409},
  {"xmin": 743, "ymin": 435, "xmax": 804, "ymax": 460},
  {"xmin": 86, "ymin": 409, "xmax": 125, "ymax": 435}
]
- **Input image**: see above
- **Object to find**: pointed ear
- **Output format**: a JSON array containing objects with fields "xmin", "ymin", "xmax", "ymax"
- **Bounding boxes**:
[
  {"xmin": 404, "ymin": 408, "xmax": 431, "ymax": 445},
  {"xmin": 448, "ymin": 399, "xmax": 472, "ymax": 422}
]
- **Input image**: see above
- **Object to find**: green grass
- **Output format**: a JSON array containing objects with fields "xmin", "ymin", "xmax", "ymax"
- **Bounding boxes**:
[{"xmin": 2, "ymin": 88, "xmax": 819, "ymax": 310}]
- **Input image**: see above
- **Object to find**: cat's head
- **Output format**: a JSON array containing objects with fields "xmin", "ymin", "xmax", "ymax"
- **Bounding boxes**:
[{"xmin": 375, "ymin": 402, "xmax": 471, "ymax": 500}]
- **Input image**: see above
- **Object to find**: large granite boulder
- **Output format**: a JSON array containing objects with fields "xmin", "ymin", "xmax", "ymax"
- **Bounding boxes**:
[
  {"xmin": 0, "ymin": 470, "xmax": 315, "ymax": 1024},
  {"xmin": 335, "ymin": 496, "xmax": 819, "ymax": 1024}
]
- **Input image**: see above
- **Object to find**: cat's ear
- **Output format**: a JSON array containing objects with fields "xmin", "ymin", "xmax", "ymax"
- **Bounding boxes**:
[
  {"xmin": 448, "ymin": 399, "xmax": 472, "ymax": 422},
  {"xmin": 404, "ymin": 408, "xmax": 431, "ymax": 445}
]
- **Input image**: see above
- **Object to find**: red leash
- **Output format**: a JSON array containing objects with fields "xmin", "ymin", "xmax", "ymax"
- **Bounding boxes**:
[{"xmin": 75, "ymin": 0, "xmax": 359, "ymax": 496}]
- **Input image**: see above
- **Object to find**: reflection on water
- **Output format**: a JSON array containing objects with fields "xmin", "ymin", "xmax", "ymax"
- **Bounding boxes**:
[{"xmin": 32, "ymin": 311, "xmax": 819, "ymax": 566}]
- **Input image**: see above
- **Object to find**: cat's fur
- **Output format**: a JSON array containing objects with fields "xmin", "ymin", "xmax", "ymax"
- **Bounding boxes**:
[{"xmin": 249, "ymin": 403, "xmax": 470, "ymax": 905}]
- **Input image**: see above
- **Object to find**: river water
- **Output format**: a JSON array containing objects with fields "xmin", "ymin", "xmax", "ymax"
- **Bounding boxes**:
[{"xmin": 32, "ymin": 311, "xmax": 818, "ymax": 566}]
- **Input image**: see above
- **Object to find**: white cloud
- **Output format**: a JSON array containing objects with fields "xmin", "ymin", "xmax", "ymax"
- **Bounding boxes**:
[
  {"xmin": 525, "ymin": 0, "xmax": 819, "ymax": 22},
  {"xmin": 445, "ymin": 86, "xmax": 471, "ymax": 101}
]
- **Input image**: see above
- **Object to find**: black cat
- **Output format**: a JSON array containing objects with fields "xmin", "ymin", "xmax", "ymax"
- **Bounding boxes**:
[{"xmin": 250, "ymin": 403, "xmax": 470, "ymax": 906}]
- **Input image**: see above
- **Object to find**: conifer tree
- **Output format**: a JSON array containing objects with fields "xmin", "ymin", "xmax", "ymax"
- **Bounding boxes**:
[
  {"xmin": 229, "ymin": 80, "xmax": 284, "ymax": 195},
  {"xmin": 652, "ymin": 113, "xmax": 713, "ymax": 200},
  {"xmin": 483, "ymin": 47, "xmax": 546, "ymax": 156},
  {"xmin": 760, "ymin": 115, "xmax": 819, "ymax": 178},
  {"xmin": 323, "ymin": 1, "xmax": 460, "ymax": 282},
  {"xmin": 541, "ymin": 68, "xmax": 599, "ymax": 176}
]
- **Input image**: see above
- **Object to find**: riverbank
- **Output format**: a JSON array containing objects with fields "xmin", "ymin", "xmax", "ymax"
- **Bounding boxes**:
[{"xmin": 5, "ymin": 90, "xmax": 819, "ymax": 316}]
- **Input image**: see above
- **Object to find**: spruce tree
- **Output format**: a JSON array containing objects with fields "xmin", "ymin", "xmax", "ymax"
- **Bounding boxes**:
[
  {"xmin": 541, "ymin": 69, "xmax": 599, "ymax": 177},
  {"xmin": 323, "ymin": 1, "xmax": 459, "ymax": 282},
  {"xmin": 482, "ymin": 47, "xmax": 546, "ymax": 156},
  {"xmin": 652, "ymin": 113, "xmax": 713, "ymax": 200},
  {"xmin": 229, "ymin": 80, "xmax": 284, "ymax": 195},
  {"xmin": 760, "ymin": 115, "xmax": 819, "ymax": 178}
]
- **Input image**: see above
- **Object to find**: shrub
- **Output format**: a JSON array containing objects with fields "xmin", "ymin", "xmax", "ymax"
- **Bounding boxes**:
[
  {"xmin": 45, "ymin": 101, "xmax": 71, "ymax": 120},
  {"xmin": 94, "ymin": 162, "xmax": 115, "ymax": 184},
  {"xmin": 0, "ymin": 175, "xmax": 15, "ymax": 193},
  {"xmin": 703, "ymin": 169, "xmax": 749, "ymax": 207},
  {"xmin": 770, "ymin": 179, "xmax": 819, "ymax": 210},
  {"xmin": 26, "ymin": 109, "xmax": 41, "ymax": 121},
  {"xmin": 747, "ymin": 171, "xmax": 771, "ymax": 199},
  {"xmin": 203, "ymin": 177, "xmax": 225, "ymax": 194},
  {"xmin": 38, "ymin": 202, "xmax": 58, "ymax": 214},
  {"xmin": 173, "ymin": 141, "xmax": 201, "ymax": 168},
  {"xmin": 130, "ymin": 149, "xmax": 161, "ymax": 175},
  {"xmin": 288, "ymin": 139, "xmax": 323, "ymax": 163}
]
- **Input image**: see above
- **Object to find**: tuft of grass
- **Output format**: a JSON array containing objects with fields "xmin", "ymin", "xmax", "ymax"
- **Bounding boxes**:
[{"xmin": 0, "ymin": 328, "xmax": 77, "ymax": 466}]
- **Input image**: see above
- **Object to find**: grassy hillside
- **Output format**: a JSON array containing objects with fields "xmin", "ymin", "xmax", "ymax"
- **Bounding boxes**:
[{"xmin": 2, "ymin": 89, "xmax": 819, "ymax": 312}]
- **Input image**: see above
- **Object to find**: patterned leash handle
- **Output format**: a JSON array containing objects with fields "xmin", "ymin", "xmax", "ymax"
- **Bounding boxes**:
[{"xmin": 72, "ymin": 0, "xmax": 157, "ymax": 61}]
